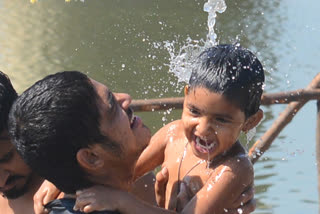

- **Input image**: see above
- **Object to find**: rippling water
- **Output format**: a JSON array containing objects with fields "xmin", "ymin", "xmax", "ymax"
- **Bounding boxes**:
[{"xmin": 0, "ymin": 0, "xmax": 319, "ymax": 213}]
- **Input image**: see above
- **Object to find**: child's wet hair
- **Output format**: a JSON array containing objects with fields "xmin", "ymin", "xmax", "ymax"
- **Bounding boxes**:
[{"xmin": 188, "ymin": 44, "xmax": 265, "ymax": 118}]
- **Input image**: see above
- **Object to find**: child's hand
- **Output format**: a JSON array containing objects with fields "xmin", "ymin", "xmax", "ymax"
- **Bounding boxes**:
[
  {"xmin": 74, "ymin": 185, "xmax": 120, "ymax": 213},
  {"xmin": 33, "ymin": 180, "xmax": 62, "ymax": 214}
]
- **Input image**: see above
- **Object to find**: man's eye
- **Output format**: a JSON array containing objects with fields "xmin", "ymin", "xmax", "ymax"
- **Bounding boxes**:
[
  {"xmin": 0, "ymin": 150, "xmax": 14, "ymax": 163},
  {"xmin": 189, "ymin": 108, "xmax": 200, "ymax": 116},
  {"xmin": 107, "ymin": 91, "xmax": 115, "ymax": 109}
]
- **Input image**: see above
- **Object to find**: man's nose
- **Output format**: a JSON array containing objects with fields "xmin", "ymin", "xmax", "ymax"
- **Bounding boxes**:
[
  {"xmin": 114, "ymin": 93, "xmax": 132, "ymax": 110},
  {"xmin": 0, "ymin": 169, "xmax": 10, "ymax": 187}
]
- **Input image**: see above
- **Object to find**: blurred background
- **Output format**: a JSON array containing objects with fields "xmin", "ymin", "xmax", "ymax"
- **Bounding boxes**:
[{"xmin": 0, "ymin": 0, "xmax": 319, "ymax": 213}]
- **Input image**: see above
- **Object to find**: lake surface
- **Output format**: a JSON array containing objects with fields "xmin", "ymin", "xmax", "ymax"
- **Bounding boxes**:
[{"xmin": 0, "ymin": 0, "xmax": 319, "ymax": 213}]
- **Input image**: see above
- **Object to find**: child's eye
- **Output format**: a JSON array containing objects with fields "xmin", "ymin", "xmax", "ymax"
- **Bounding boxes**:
[{"xmin": 216, "ymin": 117, "xmax": 230, "ymax": 124}]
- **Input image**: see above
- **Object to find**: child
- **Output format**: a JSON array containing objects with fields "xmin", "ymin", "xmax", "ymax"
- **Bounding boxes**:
[{"xmin": 74, "ymin": 44, "xmax": 264, "ymax": 214}]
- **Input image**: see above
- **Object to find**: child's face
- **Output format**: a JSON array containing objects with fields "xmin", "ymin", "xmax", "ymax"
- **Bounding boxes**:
[{"xmin": 182, "ymin": 87, "xmax": 246, "ymax": 161}]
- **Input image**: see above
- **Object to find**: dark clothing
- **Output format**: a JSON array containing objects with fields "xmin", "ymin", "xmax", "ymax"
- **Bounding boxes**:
[{"xmin": 45, "ymin": 198, "xmax": 120, "ymax": 214}]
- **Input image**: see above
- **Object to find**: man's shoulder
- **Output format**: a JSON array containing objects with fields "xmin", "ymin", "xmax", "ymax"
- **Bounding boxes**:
[{"xmin": 46, "ymin": 198, "xmax": 120, "ymax": 214}]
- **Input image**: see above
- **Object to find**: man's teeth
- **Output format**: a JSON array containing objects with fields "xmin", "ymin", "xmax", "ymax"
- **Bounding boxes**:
[
  {"xmin": 195, "ymin": 137, "xmax": 215, "ymax": 150},
  {"xmin": 130, "ymin": 115, "xmax": 135, "ymax": 125}
]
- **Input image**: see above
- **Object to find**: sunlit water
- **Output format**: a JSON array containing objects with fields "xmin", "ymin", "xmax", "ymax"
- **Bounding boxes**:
[{"xmin": 0, "ymin": 0, "xmax": 319, "ymax": 213}]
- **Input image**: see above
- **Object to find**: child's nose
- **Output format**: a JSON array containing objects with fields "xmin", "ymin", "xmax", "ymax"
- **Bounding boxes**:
[{"xmin": 196, "ymin": 118, "xmax": 215, "ymax": 136}]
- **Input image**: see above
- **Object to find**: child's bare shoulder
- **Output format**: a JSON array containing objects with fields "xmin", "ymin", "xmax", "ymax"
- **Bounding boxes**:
[
  {"xmin": 211, "ymin": 143, "xmax": 253, "ymax": 184},
  {"xmin": 154, "ymin": 120, "xmax": 185, "ymax": 140}
]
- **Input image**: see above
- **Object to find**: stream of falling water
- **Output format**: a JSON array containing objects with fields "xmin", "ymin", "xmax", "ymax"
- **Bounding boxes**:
[{"xmin": 165, "ymin": 0, "xmax": 227, "ymax": 83}]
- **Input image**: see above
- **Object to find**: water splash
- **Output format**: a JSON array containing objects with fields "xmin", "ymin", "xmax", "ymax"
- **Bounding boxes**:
[
  {"xmin": 165, "ymin": 0, "xmax": 227, "ymax": 83},
  {"xmin": 204, "ymin": 0, "xmax": 227, "ymax": 47}
]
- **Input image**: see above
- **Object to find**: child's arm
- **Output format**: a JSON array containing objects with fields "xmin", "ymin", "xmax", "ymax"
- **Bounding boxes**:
[
  {"xmin": 179, "ymin": 156, "xmax": 254, "ymax": 214},
  {"xmin": 133, "ymin": 120, "xmax": 180, "ymax": 180}
]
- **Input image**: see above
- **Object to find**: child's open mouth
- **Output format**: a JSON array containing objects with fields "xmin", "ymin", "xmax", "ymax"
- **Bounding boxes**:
[{"xmin": 194, "ymin": 136, "xmax": 217, "ymax": 153}]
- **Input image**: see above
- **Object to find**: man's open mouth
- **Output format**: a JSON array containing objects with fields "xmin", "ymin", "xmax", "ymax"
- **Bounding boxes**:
[{"xmin": 130, "ymin": 115, "xmax": 136, "ymax": 128}]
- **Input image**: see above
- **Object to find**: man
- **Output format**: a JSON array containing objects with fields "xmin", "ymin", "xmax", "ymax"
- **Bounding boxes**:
[
  {"xmin": 0, "ymin": 70, "xmax": 156, "ymax": 214},
  {"xmin": 8, "ymin": 71, "xmax": 255, "ymax": 213},
  {"xmin": 9, "ymin": 71, "xmax": 152, "ymax": 214},
  {"xmin": 0, "ymin": 71, "xmax": 44, "ymax": 214}
]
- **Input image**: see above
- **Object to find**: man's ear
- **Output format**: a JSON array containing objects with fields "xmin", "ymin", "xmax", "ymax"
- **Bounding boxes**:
[
  {"xmin": 184, "ymin": 85, "xmax": 190, "ymax": 96},
  {"xmin": 76, "ymin": 146, "xmax": 105, "ymax": 171},
  {"xmin": 242, "ymin": 109, "xmax": 263, "ymax": 132}
]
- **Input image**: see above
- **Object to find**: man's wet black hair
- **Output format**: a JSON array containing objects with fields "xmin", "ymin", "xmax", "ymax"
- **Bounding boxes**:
[
  {"xmin": 9, "ymin": 71, "xmax": 120, "ymax": 193},
  {"xmin": 189, "ymin": 44, "xmax": 265, "ymax": 118},
  {"xmin": 0, "ymin": 71, "xmax": 17, "ymax": 134}
]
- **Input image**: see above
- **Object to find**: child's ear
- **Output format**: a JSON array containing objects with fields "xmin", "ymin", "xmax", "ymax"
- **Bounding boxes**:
[
  {"xmin": 242, "ymin": 109, "xmax": 263, "ymax": 132},
  {"xmin": 76, "ymin": 146, "xmax": 104, "ymax": 171},
  {"xmin": 184, "ymin": 85, "xmax": 190, "ymax": 95}
]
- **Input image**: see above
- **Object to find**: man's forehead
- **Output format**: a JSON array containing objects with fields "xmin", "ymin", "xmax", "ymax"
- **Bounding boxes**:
[
  {"xmin": 0, "ymin": 140, "xmax": 13, "ymax": 157},
  {"xmin": 0, "ymin": 130, "xmax": 10, "ymax": 141},
  {"xmin": 89, "ymin": 78, "xmax": 110, "ymax": 91},
  {"xmin": 0, "ymin": 130, "xmax": 12, "ymax": 150}
]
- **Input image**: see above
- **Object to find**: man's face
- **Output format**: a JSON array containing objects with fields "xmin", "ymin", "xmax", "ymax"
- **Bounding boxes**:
[
  {"xmin": 0, "ymin": 131, "xmax": 34, "ymax": 199},
  {"xmin": 90, "ymin": 79, "xmax": 151, "ymax": 167}
]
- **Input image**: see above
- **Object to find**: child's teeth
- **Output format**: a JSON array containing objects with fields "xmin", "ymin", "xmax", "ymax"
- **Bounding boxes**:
[
  {"xmin": 195, "ymin": 136, "xmax": 215, "ymax": 150},
  {"xmin": 196, "ymin": 137, "xmax": 200, "ymax": 145}
]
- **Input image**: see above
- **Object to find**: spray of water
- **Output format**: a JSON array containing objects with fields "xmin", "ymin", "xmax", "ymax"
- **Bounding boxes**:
[
  {"xmin": 204, "ymin": 0, "xmax": 227, "ymax": 47},
  {"xmin": 165, "ymin": 0, "xmax": 227, "ymax": 83}
]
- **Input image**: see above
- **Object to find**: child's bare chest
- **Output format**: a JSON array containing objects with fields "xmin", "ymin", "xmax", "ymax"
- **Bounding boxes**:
[{"xmin": 163, "ymin": 142, "xmax": 215, "ymax": 210}]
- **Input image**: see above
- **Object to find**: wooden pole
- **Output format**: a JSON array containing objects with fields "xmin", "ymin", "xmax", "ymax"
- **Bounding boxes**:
[
  {"xmin": 316, "ymin": 101, "xmax": 320, "ymax": 211},
  {"xmin": 130, "ymin": 89, "xmax": 320, "ymax": 112},
  {"xmin": 249, "ymin": 73, "xmax": 320, "ymax": 163}
]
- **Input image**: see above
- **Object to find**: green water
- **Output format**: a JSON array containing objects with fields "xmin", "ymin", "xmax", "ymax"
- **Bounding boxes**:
[{"xmin": 0, "ymin": 0, "xmax": 319, "ymax": 213}]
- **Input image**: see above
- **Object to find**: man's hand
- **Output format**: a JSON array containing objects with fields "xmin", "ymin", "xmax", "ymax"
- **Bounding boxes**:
[
  {"xmin": 227, "ymin": 186, "xmax": 256, "ymax": 214},
  {"xmin": 155, "ymin": 167, "xmax": 256, "ymax": 214},
  {"xmin": 33, "ymin": 180, "xmax": 62, "ymax": 214},
  {"xmin": 154, "ymin": 167, "xmax": 168, "ymax": 207}
]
